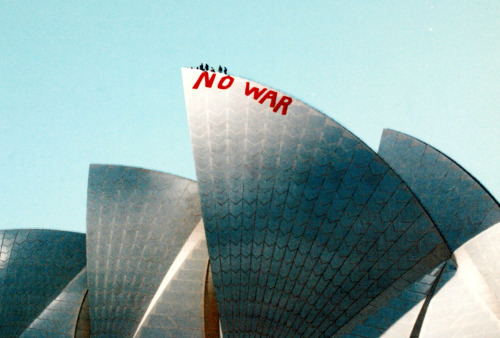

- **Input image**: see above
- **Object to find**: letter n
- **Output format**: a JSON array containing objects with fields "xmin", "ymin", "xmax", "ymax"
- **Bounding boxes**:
[{"xmin": 192, "ymin": 72, "xmax": 216, "ymax": 89}]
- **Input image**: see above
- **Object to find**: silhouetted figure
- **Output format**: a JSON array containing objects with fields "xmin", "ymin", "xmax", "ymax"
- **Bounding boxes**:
[
  {"xmin": 200, "ymin": 63, "xmax": 204, "ymax": 70},
  {"xmin": 205, "ymin": 64, "xmax": 209, "ymax": 71},
  {"xmin": 218, "ymin": 65, "xmax": 223, "ymax": 73},
  {"xmin": 210, "ymin": 67, "xmax": 215, "ymax": 72},
  {"xmin": 224, "ymin": 67, "xmax": 227, "ymax": 74}
]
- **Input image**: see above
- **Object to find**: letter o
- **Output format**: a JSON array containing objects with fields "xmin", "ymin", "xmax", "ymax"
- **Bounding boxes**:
[{"xmin": 217, "ymin": 76, "xmax": 234, "ymax": 90}]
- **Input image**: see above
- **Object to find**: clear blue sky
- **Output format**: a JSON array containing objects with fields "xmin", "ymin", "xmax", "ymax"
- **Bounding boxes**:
[{"xmin": 1, "ymin": 1, "xmax": 499, "ymax": 233}]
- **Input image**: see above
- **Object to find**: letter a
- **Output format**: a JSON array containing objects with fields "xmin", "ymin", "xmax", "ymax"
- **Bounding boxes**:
[{"xmin": 258, "ymin": 90, "xmax": 278, "ymax": 107}]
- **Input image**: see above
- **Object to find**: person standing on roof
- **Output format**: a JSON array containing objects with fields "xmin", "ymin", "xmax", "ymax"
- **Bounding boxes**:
[
  {"xmin": 205, "ymin": 64, "xmax": 209, "ymax": 71},
  {"xmin": 200, "ymin": 63, "xmax": 204, "ymax": 70},
  {"xmin": 223, "ymin": 67, "xmax": 227, "ymax": 75},
  {"xmin": 218, "ymin": 65, "xmax": 223, "ymax": 73}
]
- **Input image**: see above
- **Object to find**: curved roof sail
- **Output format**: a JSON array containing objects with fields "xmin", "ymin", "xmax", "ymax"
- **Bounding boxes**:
[
  {"xmin": 379, "ymin": 129, "xmax": 500, "ymax": 336},
  {"xmin": 86, "ymin": 165, "xmax": 202, "ymax": 336},
  {"xmin": 378, "ymin": 129, "xmax": 500, "ymax": 251},
  {"xmin": 0, "ymin": 229, "xmax": 86, "ymax": 336},
  {"xmin": 182, "ymin": 68, "xmax": 450, "ymax": 336},
  {"xmin": 21, "ymin": 268, "xmax": 88, "ymax": 337}
]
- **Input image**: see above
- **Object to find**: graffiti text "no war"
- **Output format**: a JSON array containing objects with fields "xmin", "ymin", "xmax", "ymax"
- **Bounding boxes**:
[{"xmin": 192, "ymin": 72, "xmax": 292, "ymax": 115}]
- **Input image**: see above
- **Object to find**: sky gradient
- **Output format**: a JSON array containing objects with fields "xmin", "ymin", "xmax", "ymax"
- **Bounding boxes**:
[{"xmin": 1, "ymin": 1, "xmax": 499, "ymax": 233}]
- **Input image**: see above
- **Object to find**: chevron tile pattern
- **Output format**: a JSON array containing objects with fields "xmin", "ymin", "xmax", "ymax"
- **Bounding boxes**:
[
  {"xmin": 21, "ymin": 269, "xmax": 88, "ymax": 337},
  {"xmin": 183, "ymin": 68, "xmax": 450, "ymax": 336},
  {"xmin": 136, "ymin": 234, "xmax": 209, "ymax": 337},
  {"xmin": 378, "ymin": 129, "xmax": 500, "ymax": 250},
  {"xmin": 86, "ymin": 165, "xmax": 202, "ymax": 337},
  {"xmin": 340, "ymin": 262, "xmax": 444, "ymax": 337},
  {"xmin": 0, "ymin": 229, "xmax": 86, "ymax": 336},
  {"xmin": 4, "ymin": 72, "xmax": 500, "ymax": 337}
]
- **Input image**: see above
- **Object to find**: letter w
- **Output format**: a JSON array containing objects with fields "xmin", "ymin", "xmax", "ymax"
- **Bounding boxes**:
[
  {"xmin": 245, "ymin": 82, "xmax": 267, "ymax": 100},
  {"xmin": 192, "ymin": 72, "xmax": 216, "ymax": 89}
]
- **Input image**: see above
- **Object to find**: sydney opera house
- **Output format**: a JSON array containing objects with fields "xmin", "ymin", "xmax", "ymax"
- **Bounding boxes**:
[{"xmin": 1, "ymin": 68, "xmax": 499, "ymax": 337}]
